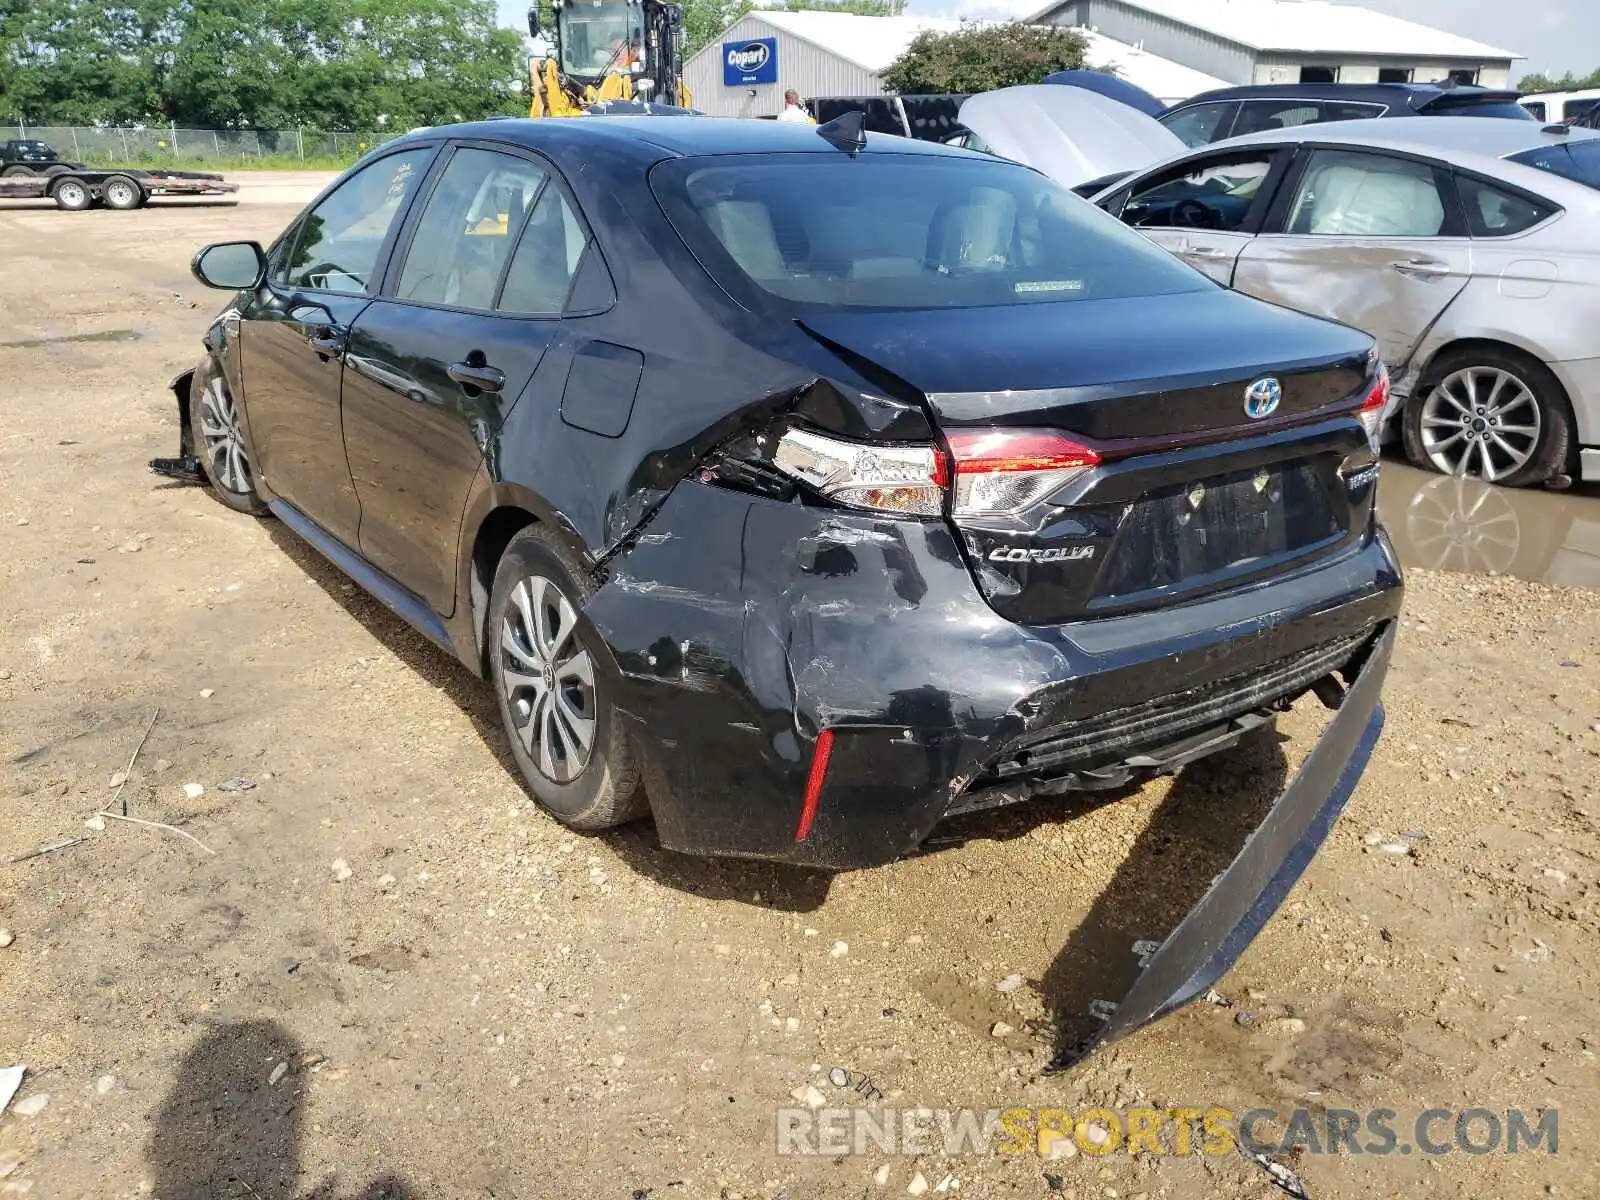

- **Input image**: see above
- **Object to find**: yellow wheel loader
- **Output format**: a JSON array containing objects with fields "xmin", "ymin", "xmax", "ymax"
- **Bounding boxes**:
[{"xmin": 527, "ymin": 1, "xmax": 692, "ymax": 117}]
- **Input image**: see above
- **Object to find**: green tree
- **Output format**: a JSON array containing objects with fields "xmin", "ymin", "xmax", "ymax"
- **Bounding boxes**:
[
  {"xmin": 882, "ymin": 21, "xmax": 1093, "ymax": 95},
  {"xmin": 1517, "ymin": 68, "xmax": 1600, "ymax": 94},
  {"xmin": 0, "ymin": 0, "xmax": 521, "ymax": 128}
]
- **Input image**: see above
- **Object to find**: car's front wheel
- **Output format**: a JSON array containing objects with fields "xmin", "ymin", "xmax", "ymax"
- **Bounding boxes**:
[
  {"xmin": 1403, "ymin": 347, "xmax": 1572, "ymax": 487},
  {"xmin": 189, "ymin": 371, "xmax": 268, "ymax": 515},
  {"xmin": 488, "ymin": 526, "xmax": 647, "ymax": 831},
  {"xmin": 0, "ymin": 164, "xmax": 33, "ymax": 177}
]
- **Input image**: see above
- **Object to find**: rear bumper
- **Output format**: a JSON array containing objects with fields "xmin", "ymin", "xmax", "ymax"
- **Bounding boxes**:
[{"xmin": 584, "ymin": 480, "xmax": 1402, "ymax": 870}]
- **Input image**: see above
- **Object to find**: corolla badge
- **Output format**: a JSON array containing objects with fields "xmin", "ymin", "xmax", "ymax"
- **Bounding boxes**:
[
  {"xmin": 1244, "ymin": 377, "xmax": 1282, "ymax": 420},
  {"xmin": 727, "ymin": 42, "xmax": 771, "ymax": 71}
]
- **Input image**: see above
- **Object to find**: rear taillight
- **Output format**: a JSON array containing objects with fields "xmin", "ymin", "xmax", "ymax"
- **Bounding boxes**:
[
  {"xmin": 946, "ymin": 429, "xmax": 1101, "ymax": 517},
  {"xmin": 772, "ymin": 427, "xmax": 946, "ymax": 516},
  {"xmin": 770, "ymin": 426, "xmax": 1102, "ymax": 518},
  {"xmin": 1358, "ymin": 366, "xmax": 1389, "ymax": 452}
]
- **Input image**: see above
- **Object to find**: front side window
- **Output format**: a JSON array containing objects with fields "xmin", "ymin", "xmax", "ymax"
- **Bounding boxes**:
[
  {"xmin": 1159, "ymin": 102, "xmax": 1238, "ymax": 147},
  {"xmin": 1509, "ymin": 140, "xmax": 1600, "ymax": 191},
  {"xmin": 558, "ymin": 2, "xmax": 643, "ymax": 78},
  {"xmin": 1522, "ymin": 100, "xmax": 1548, "ymax": 122},
  {"xmin": 1456, "ymin": 175, "xmax": 1556, "ymax": 236},
  {"xmin": 652, "ymin": 154, "xmax": 1209, "ymax": 311},
  {"xmin": 1285, "ymin": 150, "xmax": 1447, "ymax": 237},
  {"xmin": 1122, "ymin": 153, "xmax": 1278, "ymax": 232},
  {"xmin": 283, "ymin": 150, "xmax": 430, "ymax": 294},
  {"xmin": 396, "ymin": 147, "xmax": 549, "ymax": 311}
]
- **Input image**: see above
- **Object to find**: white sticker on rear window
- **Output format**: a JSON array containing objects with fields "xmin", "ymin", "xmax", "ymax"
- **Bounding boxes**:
[{"xmin": 1014, "ymin": 280, "xmax": 1085, "ymax": 294}]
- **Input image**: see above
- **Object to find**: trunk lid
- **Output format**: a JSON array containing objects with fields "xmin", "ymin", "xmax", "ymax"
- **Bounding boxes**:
[
  {"xmin": 799, "ymin": 292, "xmax": 1379, "ymax": 626},
  {"xmin": 799, "ymin": 289, "xmax": 1372, "ymax": 439}
]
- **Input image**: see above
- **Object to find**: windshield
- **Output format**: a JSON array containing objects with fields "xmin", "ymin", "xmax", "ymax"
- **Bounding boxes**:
[
  {"xmin": 559, "ymin": 2, "xmax": 644, "ymax": 79},
  {"xmin": 1509, "ymin": 140, "xmax": 1600, "ymax": 191},
  {"xmin": 652, "ymin": 153, "xmax": 1210, "ymax": 311}
]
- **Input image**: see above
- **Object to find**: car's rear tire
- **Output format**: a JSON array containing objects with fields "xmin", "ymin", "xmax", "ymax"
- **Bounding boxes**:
[
  {"xmin": 1402, "ymin": 347, "xmax": 1572, "ymax": 488},
  {"xmin": 488, "ymin": 525, "xmax": 647, "ymax": 832},
  {"xmin": 0, "ymin": 164, "xmax": 33, "ymax": 177},
  {"xmin": 102, "ymin": 175, "xmax": 144, "ymax": 210},
  {"xmin": 51, "ymin": 178, "xmax": 91, "ymax": 211},
  {"xmin": 188, "ymin": 371, "xmax": 268, "ymax": 516},
  {"xmin": 41, "ymin": 164, "xmax": 70, "ymax": 177}
]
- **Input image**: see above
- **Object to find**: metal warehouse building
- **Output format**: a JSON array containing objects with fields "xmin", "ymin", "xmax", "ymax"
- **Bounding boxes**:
[
  {"xmin": 1026, "ymin": 0, "xmax": 1520, "ymax": 88},
  {"xmin": 684, "ymin": 9, "xmax": 1232, "ymax": 119}
]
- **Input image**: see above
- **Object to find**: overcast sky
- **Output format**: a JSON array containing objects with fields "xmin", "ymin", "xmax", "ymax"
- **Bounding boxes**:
[{"xmin": 498, "ymin": 0, "xmax": 1600, "ymax": 80}]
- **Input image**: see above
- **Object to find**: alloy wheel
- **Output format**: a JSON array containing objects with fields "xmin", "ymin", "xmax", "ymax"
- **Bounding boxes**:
[
  {"xmin": 499, "ymin": 574, "xmax": 596, "ymax": 784},
  {"xmin": 198, "ymin": 377, "xmax": 251, "ymax": 493},
  {"xmin": 1419, "ymin": 366, "xmax": 1541, "ymax": 483}
]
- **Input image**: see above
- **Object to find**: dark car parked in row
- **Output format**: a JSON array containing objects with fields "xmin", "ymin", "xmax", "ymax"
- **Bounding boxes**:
[
  {"xmin": 158, "ymin": 116, "xmax": 1400, "ymax": 1045},
  {"xmin": 1160, "ymin": 82, "xmax": 1536, "ymax": 148}
]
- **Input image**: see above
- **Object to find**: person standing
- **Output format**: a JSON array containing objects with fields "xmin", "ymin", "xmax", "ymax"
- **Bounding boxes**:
[{"xmin": 777, "ymin": 89, "xmax": 813, "ymax": 123}]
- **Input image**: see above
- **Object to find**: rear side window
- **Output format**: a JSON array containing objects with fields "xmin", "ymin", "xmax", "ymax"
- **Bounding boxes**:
[
  {"xmin": 396, "ymin": 147, "xmax": 549, "ymax": 311},
  {"xmin": 1159, "ymin": 102, "xmax": 1239, "ymax": 147},
  {"xmin": 1456, "ymin": 175, "xmax": 1556, "ymax": 236},
  {"xmin": 1232, "ymin": 100, "xmax": 1327, "ymax": 137},
  {"xmin": 498, "ymin": 187, "xmax": 589, "ymax": 314},
  {"xmin": 1510, "ymin": 140, "xmax": 1600, "ymax": 190},
  {"xmin": 1285, "ymin": 150, "xmax": 1447, "ymax": 237},
  {"xmin": 651, "ymin": 154, "xmax": 1209, "ymax": 311}
]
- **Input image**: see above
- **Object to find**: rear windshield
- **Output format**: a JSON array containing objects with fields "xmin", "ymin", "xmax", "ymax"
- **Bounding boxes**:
[
  {"xmin": 651, "ymin": 152, "xmax": 1210, "ymax": 311},
  {"xmin": 1509, "ymin": 140, "xmax": 1600, "ymax": 191},
  {"xmin": 1427, "ymin": 99, "xmax": 1536, "ymax": 121}
]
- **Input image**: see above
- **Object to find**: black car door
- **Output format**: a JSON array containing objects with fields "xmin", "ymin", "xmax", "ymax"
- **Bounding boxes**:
[
  {"xmin": 340, "ymin": 142, "xmax": 610, "ymax": 614},
  {"xmin": 237, "ymin": 146, "xmax": 434, "ymax": 545}
]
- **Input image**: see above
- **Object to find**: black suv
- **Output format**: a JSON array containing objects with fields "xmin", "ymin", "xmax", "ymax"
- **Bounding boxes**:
[{"xmin": 1160, "ymin": 82, "xmax": 1535, "ymax": 148}]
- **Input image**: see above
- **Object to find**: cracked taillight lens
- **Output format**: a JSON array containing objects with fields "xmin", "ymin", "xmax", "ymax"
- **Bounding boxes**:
[{"xmin": 773, "ymin": 427, "xmax": 947, "ymax": 516}]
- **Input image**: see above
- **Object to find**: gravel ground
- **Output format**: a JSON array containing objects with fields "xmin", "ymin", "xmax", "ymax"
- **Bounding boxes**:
[{"xmin": 1, "ymin": 186, "xmax": 1597, "ymax": 1200}]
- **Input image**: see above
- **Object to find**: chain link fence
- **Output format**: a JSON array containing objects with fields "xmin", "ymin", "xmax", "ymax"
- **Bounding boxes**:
[{"xmin": 3, "ymin": 124, "xmax": 383, "ymax": 166}]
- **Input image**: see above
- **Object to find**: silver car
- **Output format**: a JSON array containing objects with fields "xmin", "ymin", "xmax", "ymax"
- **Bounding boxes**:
[{"xmin": 1088, "ymin": 118, "xmax": 1600, "ymax": 488}]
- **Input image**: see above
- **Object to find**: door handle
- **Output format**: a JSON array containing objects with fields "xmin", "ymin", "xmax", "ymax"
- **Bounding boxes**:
[
  {"xmin": 306, "ymin": 326, "xmax": 346, "ymax": 361},
  {"xmin": 448, "ymin": 361, "xmax": 505, "ymax": 394},
  {"xmin": 1184, "ymin": 246, "xmax": 1230, "ymax": 259},
  {"xmin": 1389, "ymin": 259, "xmax": 1452, "ymax": 279}
]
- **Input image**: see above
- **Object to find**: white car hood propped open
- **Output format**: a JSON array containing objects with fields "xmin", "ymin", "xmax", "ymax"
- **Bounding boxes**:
[{"xmin": 957, "ymin": 84, "xmax": 1186, "ymax": 189}]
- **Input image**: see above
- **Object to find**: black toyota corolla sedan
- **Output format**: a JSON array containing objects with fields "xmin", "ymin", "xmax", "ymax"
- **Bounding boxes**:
[{"xmin": 158, "ymin": 115, "xmax": 1399, "ymax": 1038}]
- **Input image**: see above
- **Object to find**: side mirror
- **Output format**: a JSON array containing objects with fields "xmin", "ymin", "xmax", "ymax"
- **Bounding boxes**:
[
  {"xmin": 192, "ymin": 241, "xmax": 266, "ymax": 290},
  {"xmin": 526, "ymin": 5, "xmax": 540, "ymax": 36}
]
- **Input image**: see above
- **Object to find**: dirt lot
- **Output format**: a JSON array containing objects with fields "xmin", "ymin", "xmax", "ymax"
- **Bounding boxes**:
[{"xmin": 1, "ymin": 179, "xmax": 1598, "ymax": 1200}]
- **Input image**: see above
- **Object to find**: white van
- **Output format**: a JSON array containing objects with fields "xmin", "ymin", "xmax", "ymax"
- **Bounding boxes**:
[{"xmin": 1520, "ymin": 88, "xmax": 1600, "ymax": 124}]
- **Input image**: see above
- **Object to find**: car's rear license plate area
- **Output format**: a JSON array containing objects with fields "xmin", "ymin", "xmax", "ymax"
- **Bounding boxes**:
[{"xmin": 1094, "ymin": 460, "xmax": 1343, "ymax": 603}]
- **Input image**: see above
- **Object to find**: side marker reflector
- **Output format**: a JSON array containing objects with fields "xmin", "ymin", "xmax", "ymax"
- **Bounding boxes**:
[{"xmin": 795, "ymin": 729, "xmax": 835, "ymax": 843}]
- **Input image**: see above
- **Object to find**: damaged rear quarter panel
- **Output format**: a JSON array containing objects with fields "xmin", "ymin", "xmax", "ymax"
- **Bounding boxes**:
[{"xmin": 581, "ymin": 480, "xmax": 1083, "ymax": 862}]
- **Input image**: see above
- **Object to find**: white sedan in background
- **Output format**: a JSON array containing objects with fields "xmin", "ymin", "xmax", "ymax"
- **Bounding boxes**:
[{"xmin": 961, "ymin": 89, "xmax": 1600, "ymax": 488}]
